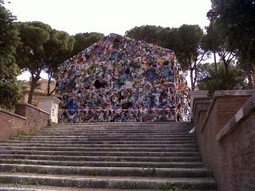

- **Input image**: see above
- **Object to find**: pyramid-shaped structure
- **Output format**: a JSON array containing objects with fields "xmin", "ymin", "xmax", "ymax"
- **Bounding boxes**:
[{"xmin": 56, "ymin": 33, "xmax": 190, "ymax": 122}]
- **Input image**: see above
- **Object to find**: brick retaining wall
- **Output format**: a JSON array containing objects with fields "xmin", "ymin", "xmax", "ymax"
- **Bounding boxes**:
[
  {"xmin": 192, "ymin": 90, "xmax": 255, "ymax": 191},
  {"xmin": 0, "ymin": 103, "xmax": 50, "ymax": 141}
]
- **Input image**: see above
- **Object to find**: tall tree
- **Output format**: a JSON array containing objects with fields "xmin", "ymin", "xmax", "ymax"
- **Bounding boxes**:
[
  {"xmin": 15, "ymin": 21, "xmax": 52, "ymax": 104},
  {"xmin": 203, "ymin": 22, "xmax": 237, "ymax": 79},
  {"xmin": 125, "ymin": 25, "xmax": 162, "ymax": 45},
  {"xmin": 212, "ymin": 0, "xmax": 255, "ymax": 88},
  {"xmin": 170, "ymin": 25, "xmax": 208, "ymax": 91},
  {"xmin": 15, "ymin": 21, "xmax": 75, "ymax": 103},
  {"xmin": 72, "ymin": 32, "xmax": 104, "ymax": 56},
  {"xmin": 156, "ymin": 27, "xmax": 175, "ymax": 48},
  {"xmin": 44, "ymin": 30, "xmax": 74, "ymax": 95},
  {"xmin": 0, "ymin": 1, "xmax": 21, "ymax": 109}
]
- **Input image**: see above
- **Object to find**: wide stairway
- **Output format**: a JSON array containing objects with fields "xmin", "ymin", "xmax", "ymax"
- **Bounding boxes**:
[{"xmin": 0, "ymin": 122, "xmax": 217, "ymax": 191}]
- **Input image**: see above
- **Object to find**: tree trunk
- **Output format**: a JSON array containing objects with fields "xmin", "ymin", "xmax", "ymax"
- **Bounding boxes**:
[
  {"xmin": 27, "ymin": 79, "xmax": 37, "ymax": 104},
  {"xmin": 47, "ymin": 73, "xmax": 52, "ymax": 96},
  {"xmin": 247, "ymin": 70, "xmax": 253, "ymax": 89},
  {"xmin": 190, "ymin": 68, "xmax": 195, "ymax": 91},
  {"xmin": 252, "ymin": 65, "xmax": 255, "ymax": 89},
  {"xmin": 246, "ymin": 63, "xmax": 254, "ymax": 89},
  {"xmin": 47, "ymin": 79, "xmax": 56, "ymax": 96},
  {"xmin": 27, "ymin": 75, "xmax": 41, "ymax": 104},
  {"xmin": 47, "ymin": 71, "xmax": 56, "ymax": 96}
]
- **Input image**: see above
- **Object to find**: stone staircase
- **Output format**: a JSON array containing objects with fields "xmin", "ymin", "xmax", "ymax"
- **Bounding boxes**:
[{"xmin": 0, "ymin": 122, "xmax": 217, "ymax": 191}]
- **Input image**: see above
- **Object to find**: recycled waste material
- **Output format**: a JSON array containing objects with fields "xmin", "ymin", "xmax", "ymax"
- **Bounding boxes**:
[{"xmin": 56, "ymin": 33, "xmax": 190, "ymax": 122}]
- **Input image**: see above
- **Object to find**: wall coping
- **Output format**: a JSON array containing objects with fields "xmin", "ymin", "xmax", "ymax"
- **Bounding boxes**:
[
  {"xmin": 216, "ymin": 93, "xmax": 255, "ymax": 141},
  {"xmin": 16, "ymin": 103, "xmax": 50, "ymax": 115},
  {"xmin": 214, "ymin": 90, "xmax": 255, "ymax": 97},
  {"xmin": 192, "ymin": 98, "xmax": 211, "ymax": 122},
  {"xmin": 192, "ymin": 97, "xmax": 211, "ymax": 114},
  {"xmin": 200, "ymin": 90, "xmax": 255, "ymax": 133},
  {"xmin": 0, "ymin": 109, "xmax": 26, "ymax": 120},
  {"xmin": 189, "ymin": 90, "xmax": 209, "ymax": 110},
  {"xmin": 38, "ymin": 96, "xmax": 61, "ymax": 104}
]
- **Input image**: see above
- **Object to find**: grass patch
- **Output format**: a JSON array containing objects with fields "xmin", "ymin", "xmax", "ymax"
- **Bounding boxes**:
[
  {"xmin": 158, "ymin": 183, "xmax": 178, "ymax": 191},
  {"xmin": 146, "ymin": 167, "xmax": 157, "ymax": 177},
  {"xmin": 36, "ymin": 168, "xmax": 48, "ymax": 174},
  {"xmin": 10, "ymin": 168, "xmax": 17, "ymax": 173},
  {"xmin": 0, "ymin": 177, "xmax": 4, "ymax": 184}
]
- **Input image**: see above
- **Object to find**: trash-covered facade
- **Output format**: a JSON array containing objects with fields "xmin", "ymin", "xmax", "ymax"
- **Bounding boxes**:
[{"xmin": 56, "ymin": 33, "xmax": 190, "ymax": 122}]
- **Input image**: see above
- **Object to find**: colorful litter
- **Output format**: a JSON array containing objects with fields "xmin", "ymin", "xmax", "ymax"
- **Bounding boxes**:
[{"xmin": 56, "ymin": 33, "xmax": 190, "ymax": 122}]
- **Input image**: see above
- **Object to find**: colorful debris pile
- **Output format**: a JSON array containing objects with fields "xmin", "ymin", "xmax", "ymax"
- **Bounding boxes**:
[{"xmin": 56, "ymin": 33, "xmax": 190, "ymax": 122}]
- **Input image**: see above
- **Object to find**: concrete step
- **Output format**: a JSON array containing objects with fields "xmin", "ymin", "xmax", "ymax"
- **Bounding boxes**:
[
  {"xmin": 41, "ymin": 122, "xmax": 188, "ymax": 129},
  {"xmin": 0, "ymin": 186, "xmax": 217, "ymax": 191},
  {"xmin": 0, "ymin": 172, "xmax": 216, "ymax": 190},
  {"xmin": 0, "ymin": 146, "xmax": 199, "ymax": 152},
  {"xmin": 4, "ymin": 140, "xmax": 197, "ymax": 145},
  {"xmin": 41, "ymin": 130, "xmax": 193, "ymax": 135},
  {"xmin": 0, "ymin": 159, "xmax": 204, "ymax": 168},
  {"xmin": 36, "ymin": 131, "xmax": 194, "ymax": 137},
  {"xmin": 0, "ymin": 154, "xmax": 202, "ymax": 162},
  {"xmin": 0, "ymin": 143, "xmax": 199, "ymax": 149},
  {"xmin": 0, "ymin": 150, "xmax": 201, "ymax": 157},
  {"xmin": 36, "ymin": 131, "xmax": 194, "ymax": 135},
  {"xmin": 47, "ymin": 125, "xmax": 192, "ymax": 130},
  {"xmin": 21, "ymin": 128, "xmax": 194, "ymax": 132},
  {"xmin": 14, "ymin": 137, "xmax": 196, "ymax": 142},
  {"xmin": 38, "ymin": 125, "xmax": 190, "ymax": 128},
  {"xmin": 0, "ymin": 164, "xmax": 212, "ymax": 178},
  {"xmin": 0, "ymin": 184, "xmax": 158, "ymax": 191},
  {"xmin": 25, "ymin": 138, "xmax": 196, "ymax": 142},
  {"xmin": 7, "ymin": 128, "xmax": 193, "ymax": 135},
  {"xmin": 8, "ymin": 128, "xmax": 193, "ymax": 133}
]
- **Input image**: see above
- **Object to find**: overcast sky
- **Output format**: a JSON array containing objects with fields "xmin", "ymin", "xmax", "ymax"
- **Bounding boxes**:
[
  {"xmin": 6, "ymin": 0, "xmax": 212, "ymax": 36},
  {"xmin": 5, "ymin": 0, "xmax": 212, "ymax": 81}
]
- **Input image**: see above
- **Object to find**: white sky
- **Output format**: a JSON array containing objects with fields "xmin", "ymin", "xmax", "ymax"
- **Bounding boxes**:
[
  {"xmin": 6, "ymin": 0, "xmax": 212, "ymax": 36},
  {"xmin": 5, "ymin": 0, "xmax": 212, "ymax": 81}
]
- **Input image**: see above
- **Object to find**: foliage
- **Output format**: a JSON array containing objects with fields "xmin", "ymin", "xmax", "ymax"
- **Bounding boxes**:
[
  {"xmin": 15, "ymin": 21, "xmax": 52, "ymax": 104},
  {"xmin": 197, "ymin": 62, "xmax": 247, "ymax": 95},
  {"xmin": 169, "ymin": 25, "xmax": 208, "ymax": 91},
  {"xmin": 0, "ymin": 81, "xmax": 21, "ymax": 109},
  {"xmin": 203, "ymin": 22, "xmax": 237, "ymax": 79},
  {"xmin": 213, "ymin": 0, "xmax": 255, "ymax": 55},
  {"xmin": 212, "ymin": 0, "xmax": 255, "ymax": 87},
  {"xmin": 125, "ymin": 25, "xmax": 163, "ymax": 45},
  {"xmin": 15, "ymin": 21, "xmax": 75, "ymax": 102},
  {"xmin": 0, "ymin": 1, "xmax": 21, "ymax": 109},
  {"xmin": 0, "ymin": 2, "xmax": 19, "ymax": 80},
  {"xmin": 72, "ymin": 32, "xmax": 104, "ymax": 56},
  {"xmin": 44, "ymin": 30, "xmax": 75, "ymax": 95},
  {"xmin": 158, "ymin": 182, "xmax": 177, "ymax": 191}
]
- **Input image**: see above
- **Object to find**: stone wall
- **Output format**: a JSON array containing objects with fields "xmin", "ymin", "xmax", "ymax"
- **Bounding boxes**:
[
  {"xmin": 192, "ymin": 90, "xmax": 255, "ymax": 191},
  {"xmin": 0, "ymin": 103, "xmax": 50, "ymax": 141}
]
